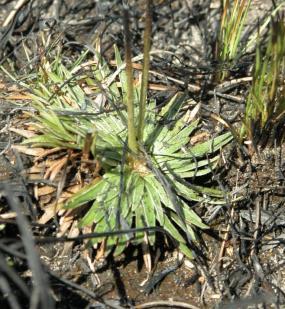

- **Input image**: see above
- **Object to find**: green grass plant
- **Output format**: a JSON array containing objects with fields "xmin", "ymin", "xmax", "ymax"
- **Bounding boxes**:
[
  {"xmin": 215, "ymin": 0, "xmax": 252, "ymax": 82},
  {"xmin": 9, "ymin": 2, "xmax": 233, "ymax": 259},
  {"xmin": 241, "ymin": 19, "xmax": 285, "ymax": 150}
]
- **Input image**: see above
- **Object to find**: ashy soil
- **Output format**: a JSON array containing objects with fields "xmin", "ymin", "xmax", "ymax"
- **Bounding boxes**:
[{"xmin": 1, "ymin": 0, "xmax": 285, "ymax": 308}]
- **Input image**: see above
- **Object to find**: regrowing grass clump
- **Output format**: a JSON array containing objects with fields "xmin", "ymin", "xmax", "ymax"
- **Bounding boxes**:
[
  {"xmin": 215, "ymin": 0, "xmax": 252, "ymax": 82},
  {"xmin": 13, "ymin": 1, "xmax": 233, "ymax": 259},
  {"xmin": 242, "ymin": 18, "xmax": 285, "ymax": 151}
]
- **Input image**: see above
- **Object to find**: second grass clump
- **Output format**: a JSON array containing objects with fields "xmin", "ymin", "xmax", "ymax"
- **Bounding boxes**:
[{"xmin": 242, "ymin": 19, "xmax": 285, "ymax": 150}]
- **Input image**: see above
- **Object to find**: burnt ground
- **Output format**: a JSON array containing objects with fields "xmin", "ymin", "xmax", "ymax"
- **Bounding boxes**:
[{"xmin": 1, "ymin": 0, "xmax": 285, "ymax": 308}]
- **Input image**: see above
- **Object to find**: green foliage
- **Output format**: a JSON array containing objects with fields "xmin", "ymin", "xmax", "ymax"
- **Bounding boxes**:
[
  {"xmin": 216, "ymin": 0, "xmax": 251, "ymax": 81},
  {"xmin": 241, "ymin": 20, "xmax": 285, "ymax": 149},
  {"xmin": 22, "ymin": 46, "xmax": 232, "ymax": 258}
]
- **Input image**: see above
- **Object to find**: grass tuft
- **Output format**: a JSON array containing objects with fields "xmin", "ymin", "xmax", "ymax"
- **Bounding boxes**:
[
  {"xmin": 4, "ymin": 3, "xmax": 233, "ymax": 260},
  {"xmin": 215, "ymin": 0, "xmax": 252, "ymax": 82},
  {"xmin": 241, "ymin": 19, "xmax": 285, "ymax": 151}
]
